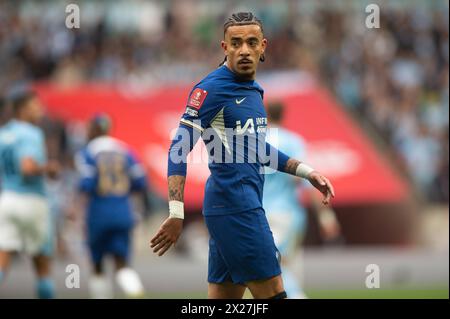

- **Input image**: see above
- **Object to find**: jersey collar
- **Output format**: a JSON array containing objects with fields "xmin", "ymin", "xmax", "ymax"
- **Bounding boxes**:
[{"xmin": 220, "ymin": 65, "xmax": 264, "ymax": 98}]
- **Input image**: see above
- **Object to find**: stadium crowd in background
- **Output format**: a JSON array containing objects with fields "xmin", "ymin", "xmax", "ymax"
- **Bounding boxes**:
[{"xmin": 0, "ymin": 0, "xmax": 448, "ymax": 205}]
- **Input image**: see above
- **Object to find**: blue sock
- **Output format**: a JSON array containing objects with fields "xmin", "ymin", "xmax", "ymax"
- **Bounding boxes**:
[
  {"xmin": 36, "ymin": 277, "xmax": 55, "ymax": 299},
  {"xmin": 0, "ymin": 270, "xmax": 4, "ymax": 284}
]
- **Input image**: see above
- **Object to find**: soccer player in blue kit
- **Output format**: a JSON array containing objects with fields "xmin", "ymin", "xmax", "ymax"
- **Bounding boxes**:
[
  {"xmin": 76, "ymin": 114, "xmax": 147, "ymax": 298},
  {"xmin": 151, "ymin": 12, "xmax": 335, "ymax": 299}
]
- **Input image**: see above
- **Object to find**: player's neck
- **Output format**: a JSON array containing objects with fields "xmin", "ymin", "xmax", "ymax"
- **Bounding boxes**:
[
  {"xmin": 223, "ymin": 62, "xmax": 255, "ymax": 81},
  {"xmin": 14, "ymin": 116, "xmax": 33, "ymax": 126},
  {"xmin": 89, "ymin": 133, "xmax": 108, "ymax": 142}
]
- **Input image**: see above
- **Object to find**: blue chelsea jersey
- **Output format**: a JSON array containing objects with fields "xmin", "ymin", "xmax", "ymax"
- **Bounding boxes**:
[
  {"xmin": 180, "ymin": 65, "xmax": 269, "ymax": 216},
  {"xmin": 75, "ymin": 136, "xmax": 147, "ymax": 228}
]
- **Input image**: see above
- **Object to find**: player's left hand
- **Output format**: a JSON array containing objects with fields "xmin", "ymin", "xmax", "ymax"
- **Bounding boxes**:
[
  {"xmin": 307, "ymin": 171, "xmax": 335, "ymax": 205},
  {"xmin": 150, "ymin": 217, "xmax": 183, "ymax": 256}
]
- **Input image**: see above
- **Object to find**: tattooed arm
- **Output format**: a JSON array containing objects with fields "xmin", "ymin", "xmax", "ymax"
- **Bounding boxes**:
[
  {"xmin": 151, "ymin": 124, "xmax": 200, "ymax": 256},
  {"xmin": 149, "ymin": 175, "xmax": 187, "ymax": 256},
  {"xmin": 283, "ymin": 158, "xmax": 301, "ymax": 175},
  {"xmin": 168, "ymin": 175, "xmax": 186, "ymax": 201}
]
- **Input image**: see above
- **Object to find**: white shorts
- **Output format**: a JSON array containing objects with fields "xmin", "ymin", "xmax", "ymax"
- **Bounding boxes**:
[
  {"xmin": 0, "ymin": 191, "xmax": 50, "ymax": 255},
  {"xmin": 266, "ymin": 209, "xmax": 306, "ymax": 256}
]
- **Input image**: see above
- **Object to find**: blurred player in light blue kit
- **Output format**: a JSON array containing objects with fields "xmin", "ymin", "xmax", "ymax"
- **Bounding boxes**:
[
  {"xmin": 75, "ymin": 114, "xmax": 148, "ymax": 298},
  {"xmin": 264, "ymin": 102, "xmax": 341, "ymax": 299},
  {"xmin": 0, "ymin": 91, "xmax": 59, "ymax": 298}
]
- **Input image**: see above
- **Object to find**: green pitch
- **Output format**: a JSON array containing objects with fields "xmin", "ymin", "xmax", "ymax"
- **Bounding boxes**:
[
  {"xmin": 305, "ymin": 288, "xmax": 448, "ymax": 299},
  {"xmin": 143, "ymin": 287, "xmax": 448, "ymax": 299}
]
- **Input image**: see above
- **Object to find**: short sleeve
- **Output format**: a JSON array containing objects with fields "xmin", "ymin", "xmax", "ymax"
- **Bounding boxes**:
[
  {"xmin": 288, "ymin": 133, "xmax": 306, "ymax": 161},
  {"xmin": 74, "ymin": 148, "xmax": 97, "ymax": 193},
  {"xmin": 74, "ymin": 149, "xmax": 96, "ymax": 179},
  {"xmin": 17, "ymin": 130, "xmax": 45, "ymax": 164},
  {"xmin": 126, "ymin": 150, "xmax": 147, "ymax": 191}
]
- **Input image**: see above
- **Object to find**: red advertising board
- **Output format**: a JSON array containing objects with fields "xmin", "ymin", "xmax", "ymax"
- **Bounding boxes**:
[{"xmin": 34, "ymin": 80, "xmax": 408, "ymax": 209}]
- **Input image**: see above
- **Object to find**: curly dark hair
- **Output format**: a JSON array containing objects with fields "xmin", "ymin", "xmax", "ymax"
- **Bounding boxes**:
[{"xmin": 223, "ymin": 12, "xmax": 264, "ymax": 37}]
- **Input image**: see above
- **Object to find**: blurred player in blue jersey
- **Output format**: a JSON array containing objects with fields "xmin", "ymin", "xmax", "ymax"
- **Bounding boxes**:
[
  {"xmin": 264, "ymin": 102, "xmax": 342, "ymax": 299},
  {"xmin": 0, "ymin": 91, "xmax": 59, "ymax": 298},
  {"xmin": 151, "ymin": 12, "xmax": 335, "ymax": 299},
  {"xmin": 75, "ymin": 114, "xmax": 147, "ymax": 298}
]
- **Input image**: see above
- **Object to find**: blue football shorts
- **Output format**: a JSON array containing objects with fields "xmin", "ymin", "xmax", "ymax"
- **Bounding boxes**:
[
  {"xmin": 87, "ymin": 225, "xmax": 131, "ymax": 264},
  {"xmin": 204, "ymin": 207, "xmax": 281, "ymax": 285}
]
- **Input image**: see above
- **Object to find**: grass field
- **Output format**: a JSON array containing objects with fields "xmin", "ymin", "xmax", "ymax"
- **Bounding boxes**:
[{"xmin": 143, "ymin": 287, "xmax": 449, "ymax": 299}]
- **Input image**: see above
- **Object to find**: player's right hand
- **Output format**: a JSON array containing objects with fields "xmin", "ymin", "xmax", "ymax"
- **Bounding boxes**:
[{"xmin": 150, "ymin": 217, "xmax": 183, "ymax": 256}]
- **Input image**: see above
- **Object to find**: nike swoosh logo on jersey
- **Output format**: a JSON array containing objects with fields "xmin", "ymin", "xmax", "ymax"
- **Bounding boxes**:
[{"xmin": 235, "ymin": 97, "xmax": 246, "ymax": 104}]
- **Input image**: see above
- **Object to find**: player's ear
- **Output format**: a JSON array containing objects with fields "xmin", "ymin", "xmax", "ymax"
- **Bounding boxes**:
[
  {"xmin": 260, "ymin": 38, "xmax": 267, "ymax": 62},
  {"xmin": 221, "ymin": 40, "xmax": 227, "ymax": 54},
  {"xmin": 261, "ymin": 38, "xmax": 267, "ymax": 52},
  {"xmin": 221, "ymin": 40, "xmax": 228, "ymax": 65}
]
